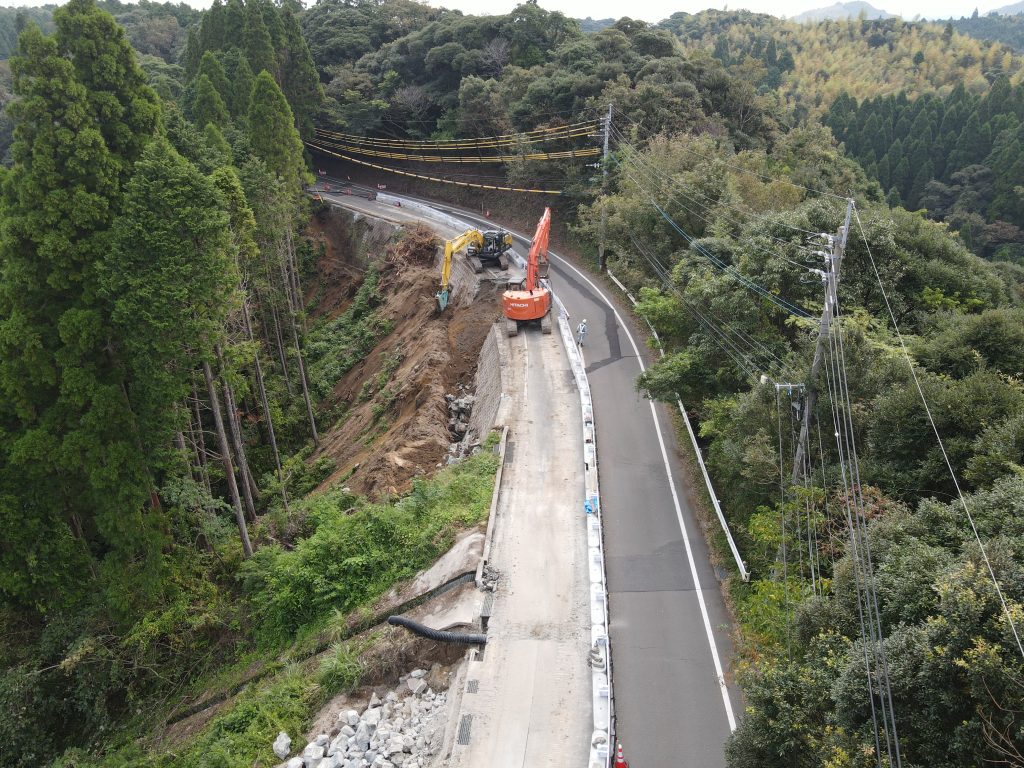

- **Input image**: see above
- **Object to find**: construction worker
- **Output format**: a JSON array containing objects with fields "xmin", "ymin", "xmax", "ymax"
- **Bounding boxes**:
[{"xmin": 576, "ymin": 318, "xmax": 588, "ymax": 346}]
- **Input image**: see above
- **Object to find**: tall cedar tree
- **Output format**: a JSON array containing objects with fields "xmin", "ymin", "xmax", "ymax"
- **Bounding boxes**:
[
  {"xmin": 193, "ymin": 72, "xmax": 230, "ymax": 129},
  {"xmin": 248, "ymin": 69, "xmax": 305, "ymax": 191},
  {"xmin": 0, "ymin": 0, "xmax": 161, "ymax": 615},
  {"xmin": 243, "ymin": 0, "xmax": 276, "ymax": 79},
  {"xmin": 105, "ymin": 138, "xmax": 238, "ymax": 490},
  {"xmin": 279, "ymin": 2, "xmax": 321, "ymax": 139},
  {"xmin": 198, "ymin": 50, "xmax": 230, "ymax": 106},
  {"xmin": 221, "ymin": 47, "xmax": 255, "ymax": 119}
]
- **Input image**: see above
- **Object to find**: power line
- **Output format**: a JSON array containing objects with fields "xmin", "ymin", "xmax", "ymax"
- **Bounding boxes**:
[
  {"xmin": 626, "ymin": 230, "xmax": 790, "ymax": 380},
  {"xmin": 312, "ymin": 134, "xmax": 600, "ymax": 163},
  {"xmin": 853, "ymin": 205, "xmax": 1024, "ymax": 661},
  {"xmin": 627, "ymin": 232, "xmax": 761, "ymax": 378},
  {"xmin": 614, "ymin": 147, "xmax": 823, "ymax": 274},
  {"xmin": 609, "ymin": 124, "xmax": 829, "ymax": 245},
  {"xmin": 306, "ymin": 142, "xmax": 563, "ymax": 195},
  {"xmin": 315, "ymin": 118, "xmax": 599, "ymax": 149},
  {"xmin": 616, "ymin": 163, "xmax": 813, "ymax": 318}
]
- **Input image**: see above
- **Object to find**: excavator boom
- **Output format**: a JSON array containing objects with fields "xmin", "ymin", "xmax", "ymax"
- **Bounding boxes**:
[
  {"xmin": 524, "ymin": 208, "xmax": 550, "ymax": 293},
  {"xmin": 436, "ymin": 229, "xmax": 484, "ymax": 311}
]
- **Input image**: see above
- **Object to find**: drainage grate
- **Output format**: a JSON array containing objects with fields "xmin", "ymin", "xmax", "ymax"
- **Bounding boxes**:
[
  {"xmin": 475, "ymin": 645, "xmax": 485, "ymax": 662},
  {"xmin": 467, "ymin": 680, "xmax": 479, "ymax": 693},
  {"xmin": 457, "ymin": 714, "xmax": 473, "ymax": 745}
]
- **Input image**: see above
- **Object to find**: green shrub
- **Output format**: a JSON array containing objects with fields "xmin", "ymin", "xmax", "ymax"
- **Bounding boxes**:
[
  {"xmin": 305, "ymin": 267, "xmax": 394, "ymax": 401},
  {"xmin": 239, "ymin": 450, "xmax": 497, "ymax": 647}
]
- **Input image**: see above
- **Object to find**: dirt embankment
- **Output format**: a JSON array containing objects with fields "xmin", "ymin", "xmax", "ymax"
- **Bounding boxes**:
[{"xmin": 305, "ymin": 208, "xmax": 500, "ymax": 500}]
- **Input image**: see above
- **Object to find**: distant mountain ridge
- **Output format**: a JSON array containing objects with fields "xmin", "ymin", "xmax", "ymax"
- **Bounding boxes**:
[
  {"xmin": 791, "ymin": 1, "xmax": 895, "ymax": 21},
  {"xmin": 991, "ymin": 1, "xmax": 1024, "ymax": 14}
]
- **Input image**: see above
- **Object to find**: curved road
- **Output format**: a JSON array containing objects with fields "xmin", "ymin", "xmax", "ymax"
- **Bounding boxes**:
[{"xmin": 315, "ymin": 179, "xmax": 741, "ymax": 766}]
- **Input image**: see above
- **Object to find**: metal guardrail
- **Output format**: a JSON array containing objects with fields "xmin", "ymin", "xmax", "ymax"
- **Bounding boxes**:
[
  {"xmin": 549, "ymin": 290, "xmax": 613, "ymax": 768},
  {"xmin": 606, "ymin": 270, "xmax": 750, "ymax": 582}
]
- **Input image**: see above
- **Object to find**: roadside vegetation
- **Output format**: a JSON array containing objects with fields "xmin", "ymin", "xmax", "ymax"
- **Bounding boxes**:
[{"xmin": 40, "ymin": 449, "xmax": 497, "ymax": 768}]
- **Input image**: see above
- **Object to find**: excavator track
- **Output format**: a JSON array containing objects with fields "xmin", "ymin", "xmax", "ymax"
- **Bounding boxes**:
[
  {"xmin": 505, "ymin": 318, "xmax": 519, "ymax": 337},
  {"xmin": 540, "ymin": 314, "xmax": 552, "ymax": 334}
]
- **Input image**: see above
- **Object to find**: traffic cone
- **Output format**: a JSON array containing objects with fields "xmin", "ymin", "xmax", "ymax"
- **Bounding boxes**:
[{"xmin": 614, "ymin": 741, "xmax": 629, "ymax": 768}]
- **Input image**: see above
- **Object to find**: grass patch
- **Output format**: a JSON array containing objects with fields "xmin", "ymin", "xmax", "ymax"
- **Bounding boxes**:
[
  {"xmin": 305, "ymin": 267, "xmax": 394, "ymax": 401},
  {"xmin": 239, "ymin": 448, "xmax": 498, "ymax": 648}
]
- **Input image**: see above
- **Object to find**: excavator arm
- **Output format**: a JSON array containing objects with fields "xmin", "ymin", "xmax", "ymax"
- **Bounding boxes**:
[
  {"xmin": 524, "ymin": 208, "xmax": 550, "ymax": 293},
  {"xmin": 437, "ymin": 229, "xmax": 485, "ymax": 311}
]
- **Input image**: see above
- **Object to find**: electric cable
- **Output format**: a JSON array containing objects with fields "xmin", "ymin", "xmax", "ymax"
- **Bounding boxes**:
[
  {"xmin": 617, "ymin": 164, "xmax": 814, "ymax": 318},
  {"xmin": 625, "ymin": 227, "xmax": 791, "ymax": 378},
  {"xmin": 312, "ymin": 133, "xmax": 601, "ymax": 163},
  {"xmin": 315, "ymin": 118, "xmax": 599, "ymax": 149},
  {"xmin": 628, "ymin": 233, "xmax": 764, "ymax": 380},
  {"xmin": 610, "ymin": 123, "xmax": 831, "ymax": 245},
  {"xmin": 306, "ymin": 142, "xmax": 563, "ymax": 195},
  {"xmin": 853, "ymin": 206, "xmax": 1024, "ymax": 660}
]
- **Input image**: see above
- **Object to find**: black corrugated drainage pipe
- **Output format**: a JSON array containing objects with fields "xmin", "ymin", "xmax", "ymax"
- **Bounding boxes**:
[{"xmin": 387, "ymin": 615, "xmax": 487, "ymax": 644}]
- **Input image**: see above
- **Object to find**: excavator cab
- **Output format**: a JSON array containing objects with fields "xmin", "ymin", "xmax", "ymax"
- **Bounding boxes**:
[{"xmin": 466, "ymin": 230, "xmax": 513, "ymax": 273}]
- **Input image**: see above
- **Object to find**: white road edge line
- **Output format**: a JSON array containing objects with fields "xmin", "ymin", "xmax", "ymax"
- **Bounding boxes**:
[
  {"xmin": 348, "ymin": 190, "xmax": 737, "ymax": 731},
  {"xmin": 546, "ymin": 252, "xmax": 738, "ymax": 733}
]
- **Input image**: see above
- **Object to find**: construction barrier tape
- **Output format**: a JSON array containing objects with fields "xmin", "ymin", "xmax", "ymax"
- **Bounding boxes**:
[
  {"xmin": 311, "ymin": 136, "xmax": 600, "ymax": 164},
  {"xmin": 306, "ymin": 142, "xmax": 564, "ymax": 195},
  {"xmin": 314, "ymin": 119, "xmax": 599, "ymax": 150}
]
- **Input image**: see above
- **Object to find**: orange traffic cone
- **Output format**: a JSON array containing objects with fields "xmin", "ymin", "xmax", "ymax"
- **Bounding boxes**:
[{"xmin": 614, "ymin": 741, "xmax": 629, "ymax": 768}]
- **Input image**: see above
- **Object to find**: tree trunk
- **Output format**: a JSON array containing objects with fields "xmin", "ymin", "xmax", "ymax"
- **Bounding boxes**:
[
  {"xmin": 277, "ymin": 238, "xmax": 318, "ymax": 445},
  {"xmin": 285, "ymin": 225, "xmax": 306, "ymax": 331},
  {"xmin": 190, "ymin": 382, "xmax": 212, "ymax": 494},
  {"xmin": 259, "ymin": 249, "xmax": 293, "ymax": 394},
  {"xmin": 244, "ymin": 301, "xmax": 290, "ymax": 514},
  {"xmin": 216, "ymin": 345, "xmax": 259, "ymax": 522},
  {"xmin": 203, "ymin": 359, "xmax": 253, "ymax": 558},
  {"xmin": 289, "ymin": 312, "xmax": 318, "ymax": 446}
]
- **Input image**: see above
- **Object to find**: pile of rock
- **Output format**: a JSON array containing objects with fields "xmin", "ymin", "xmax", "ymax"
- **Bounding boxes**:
[
  {"xmin": 445, "ymin": 391, "xmax": 475, "ymax": 440},
  {"xmin": 445, "ymin": 389, "xmax": 481, "ymax": 464},
  {"xmin": 274, "ymin": 670, "xmax": 447, "ymax": 768}
]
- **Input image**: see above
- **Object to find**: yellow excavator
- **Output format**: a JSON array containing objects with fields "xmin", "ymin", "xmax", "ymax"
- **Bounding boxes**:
[{"xmin": 436, "ymin": 228, "xmax": 514, "ymax": 311}]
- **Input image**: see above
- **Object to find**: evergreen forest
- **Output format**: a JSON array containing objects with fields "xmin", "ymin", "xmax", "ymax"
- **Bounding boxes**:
[{"xmin": 0, "ymin": 0, "xmax": 1023, "ymax": 766}]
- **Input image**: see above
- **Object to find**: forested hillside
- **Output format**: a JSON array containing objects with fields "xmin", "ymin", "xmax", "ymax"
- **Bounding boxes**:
[
  {"xmin": 0, "ymin": 0, "xmax": 344, "ymax": 764},
  {"xmin": 1, "ymin": 0, "xmax": 1023, "ymax": 765},
  {"xmin": 577, "ymin": 122, "xmax": 1024, "ymax": 767},
  {"xmin": 0, "ymin": 0, "xmax": 199, "ymax": 60},
  {"xmin": 661, "ymin": 10, "xmax": 1022, "ymax": 119},
  {"xmin": 304, "ymin": 4, "xmax": 772, "ymax": 143},
  {"xmin": 949, "ymin": 11, "xmax": 1024, "ymax": 52},
  {"xmin": 826, "ymin": 81, "xmax": 1024, "ymax": 257}
]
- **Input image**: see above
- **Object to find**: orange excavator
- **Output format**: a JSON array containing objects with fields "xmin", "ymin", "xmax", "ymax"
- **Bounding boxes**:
[{"xmin": 502, "ymin": 208, "xmax": 552, "ymax": 337}]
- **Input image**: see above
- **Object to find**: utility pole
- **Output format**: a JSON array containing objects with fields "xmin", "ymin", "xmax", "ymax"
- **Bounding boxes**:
[
  {"xmin": 791, "ymin": 198, "xmax": 854, "ymax": 486},
  {"xmin": 597, "ymin": 103, "xmax": 612, "ymax": 272}
]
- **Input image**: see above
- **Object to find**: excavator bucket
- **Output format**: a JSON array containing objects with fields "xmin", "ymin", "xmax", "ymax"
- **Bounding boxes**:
[{"xmin": 436, "ymin": 288, "xmax": 450, "ymax": 312}]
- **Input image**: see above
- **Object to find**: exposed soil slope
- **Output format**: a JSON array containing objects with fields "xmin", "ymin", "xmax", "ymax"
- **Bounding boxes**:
[{"xmin": 306, "ymin": 215, "xmax": 499, "ymax": 499}]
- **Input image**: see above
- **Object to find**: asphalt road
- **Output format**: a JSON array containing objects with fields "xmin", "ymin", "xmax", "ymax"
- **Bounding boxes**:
[{"xmin": 315, "ymin": 180, "xmax": 741, "ymax": 766}]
